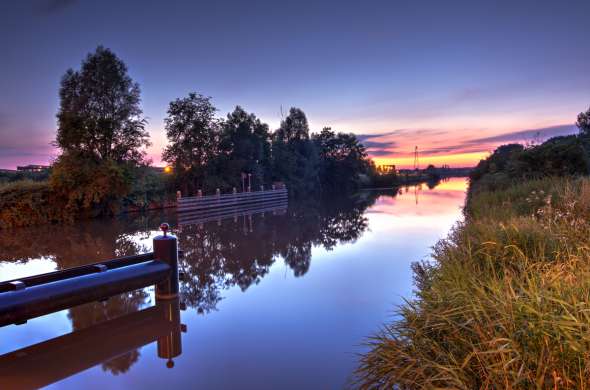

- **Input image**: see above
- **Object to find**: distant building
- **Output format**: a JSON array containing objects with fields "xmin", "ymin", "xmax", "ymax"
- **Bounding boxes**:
[{"xmin": 16, "ymin": 165, "xmax": 50, "ymax": 172}]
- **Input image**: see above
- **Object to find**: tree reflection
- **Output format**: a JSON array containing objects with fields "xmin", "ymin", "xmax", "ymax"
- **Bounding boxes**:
[
  {"xmin": 176, "ymin": 193, "xmax": 376, "ymax": 313},
  {"xmin": 0, "ymin": 191, "xmax": 382, "ymax": 375}
]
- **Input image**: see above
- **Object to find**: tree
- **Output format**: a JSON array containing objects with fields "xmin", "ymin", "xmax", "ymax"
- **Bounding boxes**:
[
  {"xmin": 313, "ymin": 127, "xmax": 370, "ymax": 191},
  {"xmin": 271, "ymin": 108, "xmax": 319, "ymax": 194},
  {"xmin": 217, "ymin": 106, "xmax": 271, "ymax": 188},
  {"xmin": 55, "ymin": 46, "xmax": 149, "ymax": 163},
  {"xmin": 161, "ymin": 92, "xmax": 220, "ymax": 194},
  {"xmin": 577, "ymin": 106, "xmax": 590, "ymax": 136},
  {"xmin": 275, "ymin": 107, "xmax": 310, "ymax": 143}
]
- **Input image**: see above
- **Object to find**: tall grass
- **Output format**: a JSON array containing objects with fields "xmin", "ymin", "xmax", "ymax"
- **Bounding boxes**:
[{"xmin": 357, "ymin": 177, "xmax": 590, "ymax": 389}]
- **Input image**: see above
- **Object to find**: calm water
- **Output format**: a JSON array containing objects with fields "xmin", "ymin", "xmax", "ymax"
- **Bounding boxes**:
[{"xmin": 0, "ymin": 178, "xmax": 467, "ymax": 389}]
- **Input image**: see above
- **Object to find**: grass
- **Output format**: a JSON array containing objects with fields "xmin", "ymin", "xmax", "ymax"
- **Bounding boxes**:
[{"xmin": 357, "ymin": 177, "xmax": 590, "ymax": 389}]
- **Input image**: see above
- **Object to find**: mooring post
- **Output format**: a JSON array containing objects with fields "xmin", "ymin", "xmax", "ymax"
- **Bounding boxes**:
[
  {"xmin": 260, "ymin": 185, "xmax": 264, "ymax": 191},
  {"xmin": 176, "ymin": 191, "xmax": 181, "ymax": 200},
  {"xmin": 232, "ymin": 187, "xmax": 237, "ymax": 194},
  {"xmin": 154, "ymin": 223, "xmax": 179, "ymax": 299},
  {"xmin": 272, "ymin": 184, "xmax": 276, "ymax": 190},
  {"xmin": 197, "ymin": 189, "xmax": 202, "ymax": 197},
  {"xmin": 216, "ymin": 188, "xmax": 221, "ymax": 198}
]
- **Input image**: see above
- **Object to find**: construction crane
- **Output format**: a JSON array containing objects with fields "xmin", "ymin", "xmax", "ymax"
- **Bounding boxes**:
[{"xmin": 413, "ymin": 146, "xmax": 419, "ymax": 171}]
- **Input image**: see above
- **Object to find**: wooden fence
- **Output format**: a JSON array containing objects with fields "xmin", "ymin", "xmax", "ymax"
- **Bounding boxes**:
[{"xmin": 176, "ymin": 187, "xmax": 288, "ymax": 214}]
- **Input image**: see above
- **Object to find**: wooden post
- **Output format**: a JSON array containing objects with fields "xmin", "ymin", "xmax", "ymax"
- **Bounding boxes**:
[{"xmin": 154, "ymin": 223, "xmax": 179, "ymax": 300}]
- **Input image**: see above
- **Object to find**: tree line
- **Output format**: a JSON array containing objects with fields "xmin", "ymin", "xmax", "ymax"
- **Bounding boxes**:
[{"xmin": 51, "ymin": 46, "xmax": 374, "ymax": 217}]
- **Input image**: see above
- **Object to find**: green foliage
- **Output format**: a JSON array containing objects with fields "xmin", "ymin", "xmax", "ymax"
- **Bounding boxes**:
[
  {"xmin": 469, "ymin": 136, "xmax": 589, "ymax": 199},
  {"xmin": 55, "ymin": 46, "xmax": 150, "ymax": 163},
  {"xmin": 0, "ymin": 181, "xmax": 70, "ymax": 228},
  {"xmin": 0, "ymin": 170, "xmax": 50, "ymax": 184},
  {"xmin": 358, "ymin": 177, "xmax": 590, "ymax": 388},
  {"xmin": 50, "ymin": 152, "xmax": 131, "ymax": 216}
]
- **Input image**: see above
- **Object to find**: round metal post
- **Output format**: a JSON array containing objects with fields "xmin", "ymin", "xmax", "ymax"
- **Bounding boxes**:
[{"xmin": 154, "ymin": 223, "xmax": 179, "ymax": 299}]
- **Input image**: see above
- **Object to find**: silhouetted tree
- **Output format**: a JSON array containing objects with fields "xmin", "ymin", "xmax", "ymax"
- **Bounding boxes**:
[
  {"xmin": 313, "ymin": 127, "xmax": 370, "ymax": 192},
  {"xmin": 162, "ymin": 92, "xmax": 220, "ymax": 194},
  {"xmin": 274, "ymin": 107, "xmax": 310, "ymax": 143},
  {"xmin": 215, "ymin": 106, "xmax": 272, "ymax": 188},
  {"xmin": 577, "ymin": 106, "xmax": 590, "ymax": 137},
  {"xmin": 55, "ymin": 46, "xmax": 149, "ymax": 163},
  {"xmin": 271, "ymin": 108, "xmax": 319, "ymax": 194}
]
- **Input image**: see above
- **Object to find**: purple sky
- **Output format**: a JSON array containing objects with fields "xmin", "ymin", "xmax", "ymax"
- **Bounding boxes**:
[{"xmin": 1, "ymin": 0, "xmax": 589, "ymax": 168}]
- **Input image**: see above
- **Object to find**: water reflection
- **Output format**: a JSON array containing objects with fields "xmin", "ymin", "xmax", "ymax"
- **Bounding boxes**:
[
  {"xmin": 0, "ymin": 190, "xmax": 381, "ymax": 384},
  {"xmin": 176, "ymin": 195, "xmax": 374, "ymax": 314},
  {"xmin": 0, "ymin": 297, "xmax": 182, "ymax": 389}
]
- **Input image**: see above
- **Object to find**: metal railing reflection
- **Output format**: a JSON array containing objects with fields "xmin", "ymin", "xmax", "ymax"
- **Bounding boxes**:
[{"xmin": 0, "ymin": 296, "xmax": 185, "ymax": 389}]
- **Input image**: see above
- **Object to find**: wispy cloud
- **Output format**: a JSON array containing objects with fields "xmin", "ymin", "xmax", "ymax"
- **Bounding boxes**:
[{"xmin": 362, "ymin": 124, "xmax": 579, "ymax": 163}]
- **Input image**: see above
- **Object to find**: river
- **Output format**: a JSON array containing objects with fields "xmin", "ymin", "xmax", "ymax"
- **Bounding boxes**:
[{"xmin": 0, "ymin": 178, "xmax": 467, "ymax": 389}]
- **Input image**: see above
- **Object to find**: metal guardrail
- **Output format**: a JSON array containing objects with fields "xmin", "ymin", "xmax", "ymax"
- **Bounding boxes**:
[
  {"xmin": 177, "ymin": 187, "xmax": 287, "ymax": 213},
  {"xmin": 0, "ymin": 223, "xmax": 179, "ymax": 327}
]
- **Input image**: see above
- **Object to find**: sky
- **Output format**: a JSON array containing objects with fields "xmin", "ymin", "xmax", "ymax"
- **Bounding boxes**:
[{"xmin": 1, "ymin": 0, "xmax": 589, "ymax": 169}]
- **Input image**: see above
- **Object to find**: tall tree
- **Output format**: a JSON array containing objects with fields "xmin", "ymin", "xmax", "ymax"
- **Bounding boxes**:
[
  {"xmin": 313, "ymin": 127, "xmax": 370, "ymax": 191},
  {"xmin": 218, "ymin": 106, "xmax": 271, "ymax": 188},
  {"xmin": 161, "ymin": 92, "xmax": 220, "ymax": 193},
  {"xmin": 577, "ymin": 106, "xmax": 590, "ymax": 136},
  {"xmin": 271, "ymin": 108, "xmax": 319, "ymax": 193},
  {"xmin": 274, "ymin": 107, "xmax": 310, "ymax": 143},
  {"xmin": 55, "ymin": 46, "xmax": 149, "ymax": 163}
]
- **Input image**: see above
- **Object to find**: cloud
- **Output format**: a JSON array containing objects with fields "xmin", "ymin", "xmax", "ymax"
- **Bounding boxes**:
[
  {"xmin": 366, "ymin": 149, "xmax": 395, "ymax": 157},
  {"xmin": 361, "ymin": 124, "xmax": 579, "ymax": 161},
  {"xmin": 463, "ymin": 124, "xmax": 577, "ymax": 145},
  {"xmin": 362, "ymin": 140, "xmax": 398, "ymax": 149}
]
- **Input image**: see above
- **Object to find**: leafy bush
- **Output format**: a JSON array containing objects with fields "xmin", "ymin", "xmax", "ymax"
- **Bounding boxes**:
[
  {"xmin": 469, "ymin": 136, "xmax": 589, "ymax": 197},
  {"xmin": 0, "ymin": 181, "xmax": 70, "ymax": 228},
  {"xmin": 50, "ymin": 153, "xmax": 131, "ymax": 217}
]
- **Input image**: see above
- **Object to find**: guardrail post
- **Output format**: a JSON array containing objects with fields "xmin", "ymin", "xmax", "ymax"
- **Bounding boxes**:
[
  {"xmin": 154, "ymin": 223, "xmax": 179, "ymax": 299},
  {"xmin": 156, "ymin": 297, "xmax": 183, "ymax": 368}
]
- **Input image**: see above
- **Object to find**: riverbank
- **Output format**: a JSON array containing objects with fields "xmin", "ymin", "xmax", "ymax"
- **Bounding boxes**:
[{"xmin": 357, "ymin": 176, "xmax": 590, "ymax": 388}]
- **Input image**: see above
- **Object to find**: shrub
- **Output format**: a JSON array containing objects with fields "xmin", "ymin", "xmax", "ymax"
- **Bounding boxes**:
[{"xmin": 0, "ymin": 181, "xmax": 70, "ymax": 228}]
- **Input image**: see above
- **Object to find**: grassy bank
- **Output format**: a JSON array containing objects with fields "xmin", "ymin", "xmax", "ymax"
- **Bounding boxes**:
[{"xmin": 357, "ymin": 176, "xmax": 590, "ymax": 388}]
